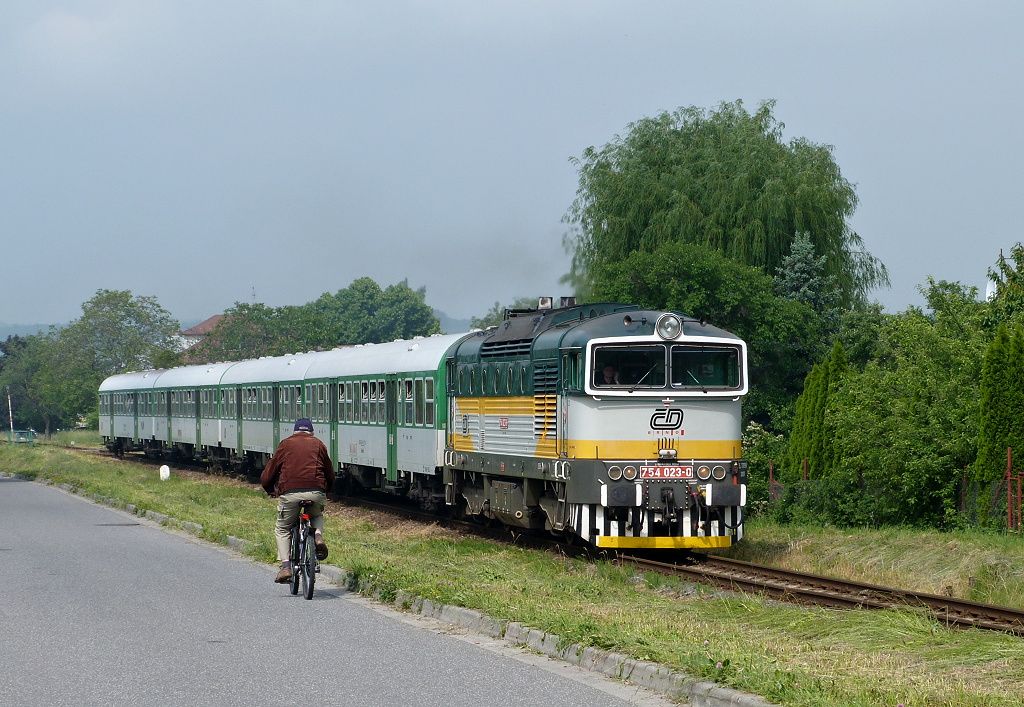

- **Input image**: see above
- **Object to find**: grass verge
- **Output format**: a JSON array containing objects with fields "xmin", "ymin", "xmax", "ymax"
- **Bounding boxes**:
[{"xmin": 3, "ymin": 443, "xmax": 1024, "ymax": 706}]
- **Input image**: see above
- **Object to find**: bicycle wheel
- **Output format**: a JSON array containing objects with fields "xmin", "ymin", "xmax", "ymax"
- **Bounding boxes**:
[
  {"xmin": 288, "ymin": 527, "xmax": 300, "ymax": 596},
  {"xmin": 302, "ymin": 527, "xmax": 316, "ymax": 600}
]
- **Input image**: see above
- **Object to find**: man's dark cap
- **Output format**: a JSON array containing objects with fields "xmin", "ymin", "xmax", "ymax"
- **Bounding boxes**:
[{"xmin": 294, "ymin": 418, "xmax": 314, "ymax": 432}]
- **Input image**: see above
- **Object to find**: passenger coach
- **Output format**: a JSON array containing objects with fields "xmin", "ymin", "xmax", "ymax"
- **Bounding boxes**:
[{"xmin": 99, "ymin": 301, "xmax": 749, "ymax": 549}]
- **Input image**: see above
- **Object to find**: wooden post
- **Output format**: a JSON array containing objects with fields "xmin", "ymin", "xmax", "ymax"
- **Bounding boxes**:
[{"xmin": 1008, "ymin": 447, "xmax": 1015, "ymax": 533}]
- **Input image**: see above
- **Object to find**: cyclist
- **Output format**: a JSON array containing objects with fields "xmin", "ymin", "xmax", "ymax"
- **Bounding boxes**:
[{"xmin": 260, "ymin": 418, "xmax": 335, "ymax": 584}]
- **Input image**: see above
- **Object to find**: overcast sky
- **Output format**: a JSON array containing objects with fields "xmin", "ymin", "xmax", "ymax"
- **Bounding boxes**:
[{"xmin": 3, "ymin": 1, "xmax": 1021, "ymax": 327}]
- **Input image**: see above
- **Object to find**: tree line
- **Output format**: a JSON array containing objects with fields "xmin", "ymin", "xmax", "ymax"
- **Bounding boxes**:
[{"xmin": 0, "ymin": 278, "xmax": 438, "ymax": 434}]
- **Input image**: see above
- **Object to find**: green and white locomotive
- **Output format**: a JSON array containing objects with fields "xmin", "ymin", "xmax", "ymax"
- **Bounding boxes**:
[{"xmin": 99, "ymin": 300, "xmax": 749, "ymax": 549}]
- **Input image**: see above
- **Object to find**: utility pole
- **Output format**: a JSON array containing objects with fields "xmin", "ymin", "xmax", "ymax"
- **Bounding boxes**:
[{"xmin": 6, "ymin": 386, "xmax": 13, "ymax": 440}]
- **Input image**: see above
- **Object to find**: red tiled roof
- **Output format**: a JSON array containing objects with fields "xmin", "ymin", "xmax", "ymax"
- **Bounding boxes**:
[{"xmin": 181, "ymin": 314, "xmax": 224, "ymax": 337}]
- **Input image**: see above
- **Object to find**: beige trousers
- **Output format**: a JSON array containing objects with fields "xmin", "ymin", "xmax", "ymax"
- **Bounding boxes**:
[{"xmin": 275, "ymin": 490, "xmax": 326, "ymax": 562}]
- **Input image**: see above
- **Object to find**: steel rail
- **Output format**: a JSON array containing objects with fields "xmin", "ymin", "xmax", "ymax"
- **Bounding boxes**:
[{"xmin": 621, "ymin": 553, "xmax": 1024, "ymax": 635}]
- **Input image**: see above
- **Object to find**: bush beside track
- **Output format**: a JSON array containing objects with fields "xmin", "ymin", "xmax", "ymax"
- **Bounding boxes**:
[{"xmin": 3, "ymin": 442, "xmax": 1024, "ymax": 707}]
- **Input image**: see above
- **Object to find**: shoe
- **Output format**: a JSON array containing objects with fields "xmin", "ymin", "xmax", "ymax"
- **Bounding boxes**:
[
  {"xmin": 315, "ymin": 541, "xmax": 329, "ymax": 561},
  {"xmin": 274, "ymin": 566, "xmax": 293, "ymax": 583}
]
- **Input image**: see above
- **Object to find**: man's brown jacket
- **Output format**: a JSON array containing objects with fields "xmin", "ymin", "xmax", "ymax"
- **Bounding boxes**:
[{"xmin": 260, "ymin": 432, "xmax": 335, "ymax": 496}]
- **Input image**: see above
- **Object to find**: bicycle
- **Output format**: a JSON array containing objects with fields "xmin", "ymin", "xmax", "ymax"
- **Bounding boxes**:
[{"xmin": 288, "ymin": 501, "xmax": 320, "ymax": 600}]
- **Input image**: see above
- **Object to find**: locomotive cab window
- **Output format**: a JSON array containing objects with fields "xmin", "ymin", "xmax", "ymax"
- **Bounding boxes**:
[
  {"xmin": 671, "ymin": 345, "xmax": 741, "ymax": 390},
  {"xmin": 593, "ymin": 345, "xmax": 666, "ymax": 387}
]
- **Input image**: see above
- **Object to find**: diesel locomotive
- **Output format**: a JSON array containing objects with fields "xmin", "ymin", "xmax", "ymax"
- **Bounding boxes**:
[{"xmin": 99, "ymin": 300, "xmax": 749, "ymax": 549}]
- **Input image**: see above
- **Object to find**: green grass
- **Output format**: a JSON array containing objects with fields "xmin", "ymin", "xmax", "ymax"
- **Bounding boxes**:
[
  {"xmin": 3, "ymin": 444, "xmax": 1024, "ymax": 706},
  {"xmin": 36, "ymin": 429, "xmax": 104, "ymax": 448}
]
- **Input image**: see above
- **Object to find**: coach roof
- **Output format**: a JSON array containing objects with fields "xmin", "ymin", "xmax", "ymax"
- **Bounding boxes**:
[
  {"xmin": 98, "ymin": 370, "xmax": 166, "ymax": 393},
  {"xmin": 218, "ymin": 352, "xmax": 320, "ymax": 386},
  {"xmin": 304, "ymin": 333, "xmax": 468, "ymax": 380},
  {"xmin": 149, "ymin": 361, "xmax": 239, "ymax": 389}
]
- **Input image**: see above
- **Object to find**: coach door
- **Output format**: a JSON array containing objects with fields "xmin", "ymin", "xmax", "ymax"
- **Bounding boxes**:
[
  {"xmin": 329, "ymin": 382, "xmax": 339, "ymax": 467},
  {"xmin": 385, "ymin": 375, "xmax": 398, "ymax": 483}
]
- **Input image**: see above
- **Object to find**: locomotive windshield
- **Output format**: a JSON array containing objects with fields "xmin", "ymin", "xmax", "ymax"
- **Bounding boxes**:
[
  {"xmin": 592, "ymin": 343, "xmax": 741, "ymax": 391},
  {"xmin": 670, "ymin": 345, "xmax": 740, "ymax": 390},
  {"xmin": 593, "ymin": 345, "xmax": 665, "ymax": 387}
]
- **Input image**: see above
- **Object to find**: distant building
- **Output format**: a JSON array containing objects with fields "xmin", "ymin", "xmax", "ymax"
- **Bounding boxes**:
[{"xmin": 175, "ymin": 314, "xmax": 224, "ymax": 352}]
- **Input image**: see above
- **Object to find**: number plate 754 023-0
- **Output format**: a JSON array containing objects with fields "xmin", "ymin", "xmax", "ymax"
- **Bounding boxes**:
[{"xmin": 639, "ymin": 465, "xmax": 693, "ymax": 480}]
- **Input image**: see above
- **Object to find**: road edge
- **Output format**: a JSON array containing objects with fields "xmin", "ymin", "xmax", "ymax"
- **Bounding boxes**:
[{"xmin": 3, "ymin": 472, "xmax": 775, "ymax": 707}]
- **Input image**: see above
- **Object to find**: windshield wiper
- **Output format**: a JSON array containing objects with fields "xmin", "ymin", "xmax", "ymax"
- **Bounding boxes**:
[
  {"xmin": 685, "ymin": 368, "xmax": 708, "ymax": 394},
  {"xmin": 629, "ymin": 363, "xmax": 661, "ymax": 393}
]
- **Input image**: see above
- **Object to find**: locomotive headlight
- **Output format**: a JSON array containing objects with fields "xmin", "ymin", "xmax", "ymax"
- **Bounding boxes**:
[
  {"xmin": 656, "ymin": 313, "xmax": 682, "ymax": 340},
  {"xmin": 696, "ymin": 464, "xmax": 711, "ymax": 480},
  {"xmin": 623, "ymin": 465, "xmax": 638, "ymax": 481},
  {"xmin": 711, "ymin": 464, "xmax": 727, "ymax": 480},
  {"xmin": 608, "ymin": 465, "xmax": 622, "ymax": 481}
]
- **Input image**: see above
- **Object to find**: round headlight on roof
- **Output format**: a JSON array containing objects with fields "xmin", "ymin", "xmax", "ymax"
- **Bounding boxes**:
[{"xmin": 656, "ymin": 313, "xmax": 682, "ymax": 340}]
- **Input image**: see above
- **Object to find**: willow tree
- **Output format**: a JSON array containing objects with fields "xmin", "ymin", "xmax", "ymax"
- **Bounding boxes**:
[{"xmin": 564, "ymin": 100, "xmax": 887, "ymax": 307}]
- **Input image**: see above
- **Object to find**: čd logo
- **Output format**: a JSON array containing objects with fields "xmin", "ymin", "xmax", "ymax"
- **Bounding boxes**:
[{"xmin": 650, "ymin": 408, "xmax": 684, "ymax": 430}]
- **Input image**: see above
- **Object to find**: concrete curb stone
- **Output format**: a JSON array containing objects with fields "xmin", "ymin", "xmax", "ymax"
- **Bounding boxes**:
[
  {"xmin": 226, "ymin": 535, "xmax": 254, "ymax": 552},
  {"xmin": 144, "ymin": 510, "xmax": 169, "ymax": 525},
  {"xmin": 20, "ymin": 475, "xmax": 776, "ymax": 707}
]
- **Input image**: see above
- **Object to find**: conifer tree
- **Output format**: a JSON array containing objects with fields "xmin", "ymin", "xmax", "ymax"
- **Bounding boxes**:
[
  {"xmin": 976, "ymin": 326, "xmax": 1013, "ymax": 522},
  {"xmin": 786, "ymin": 341, "xmax": 846, "ymax": 480}
]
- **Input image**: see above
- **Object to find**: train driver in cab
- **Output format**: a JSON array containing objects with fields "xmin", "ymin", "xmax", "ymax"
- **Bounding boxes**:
[{"xmin": 599, "ymin": 364, "xmax": 620, "ymax": 386}]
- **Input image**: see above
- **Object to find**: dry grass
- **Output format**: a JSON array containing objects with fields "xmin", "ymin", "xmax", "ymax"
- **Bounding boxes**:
[{"xmin": 726, "ymin": 521, "xmax": 1024, "ymax": 608}]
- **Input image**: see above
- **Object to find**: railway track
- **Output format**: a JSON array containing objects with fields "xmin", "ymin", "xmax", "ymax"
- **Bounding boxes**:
[
  {"xmin": 622, "ymin": 553, "xmax": 1024, "ymax": 636},
  {"xmin": 82, "ymin": 447, "xmax": 1024, "ymax": 637}
]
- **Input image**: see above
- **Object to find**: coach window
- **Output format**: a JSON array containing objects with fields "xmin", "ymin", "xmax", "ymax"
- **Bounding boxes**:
[
  {"xmin": 368, "ymin": 381, "xmax": 378, "ymax": 424},
  {"xmin": 357, "ymin": 381, "xmax": 366, "ymax": 423},
  {"xmin": 377, "ymin": 379, "xmax": 385, "ymax": 423},
  {"xmin": 399, "ymin": 379, "xmax": 410, "ymax": 424},
  {"xmin": 425, "ymin": 378, "xmax": 435, "ymax": 426},
  {"xmin": 414, "ymin": 378, "xmax": 425, "ymax": 425}
]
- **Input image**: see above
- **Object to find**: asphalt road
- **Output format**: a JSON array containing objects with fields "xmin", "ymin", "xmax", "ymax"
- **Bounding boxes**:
[{"xmin": 0, "ymin": 477, "xmax": 672, "ymax": 706}]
